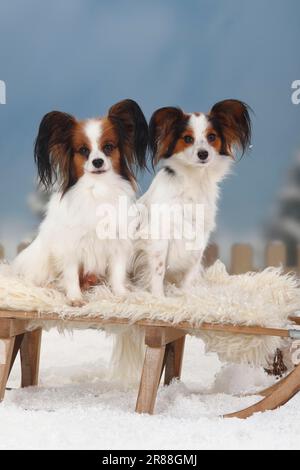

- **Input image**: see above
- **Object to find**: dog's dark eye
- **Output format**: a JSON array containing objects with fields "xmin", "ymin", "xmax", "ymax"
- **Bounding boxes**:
[
  {"xmin": 183, "ymin": 135, "xmax": 194, "ymax": 144},
  {"xmin": 103, "ymin": 143, "xmax": 114, "ymax": 156},
  {"xmin": 78, "ymin": 146, "xmax": 90, "ymax": 157},
  {"xmin": 207, "ymin": 133, "xmax": 217, "ymax": 143}
]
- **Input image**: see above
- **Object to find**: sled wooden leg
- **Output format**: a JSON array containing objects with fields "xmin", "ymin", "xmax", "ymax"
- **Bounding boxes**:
[
  {"xmin": 136, "ymin": 327, "xmax": 186, "ymax": 414},
  {"xmin": 20, "ymin": 329, "xmax": 42, "ymax": 388},
  {"xmin": 225, "ymin": 362, "xmax": 300, "ymax": 419},
  {"xmin": 164, "ymin": 335, "xmax": 186, "ymax": 386},
  {"xmin": 135, "ymin": 344, "xmax": 166, "ymax": 414},
  {"xmin": 0, "ymin": 337, "xmax": 15, "ymax": 401},
  {"xmin": 8, "ymin": 334, "xmax": 25, "ymax": 376}
]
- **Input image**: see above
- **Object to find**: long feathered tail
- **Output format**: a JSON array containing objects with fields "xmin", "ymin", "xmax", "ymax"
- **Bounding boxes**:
[{"xmin": 108, "ymin": 326, "xmax": 146, "ymax": 386}]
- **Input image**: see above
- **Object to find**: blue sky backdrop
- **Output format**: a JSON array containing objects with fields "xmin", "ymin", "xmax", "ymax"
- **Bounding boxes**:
[{"xmin": 0, "ymin": 0, "xmax": 299, "ymax": 259}]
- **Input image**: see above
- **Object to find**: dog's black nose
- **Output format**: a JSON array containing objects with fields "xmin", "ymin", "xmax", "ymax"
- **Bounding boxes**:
[
  {"xmin": 93, "ymin": 158, "xmax": 104, "ymax": 169},
  {"xmin": 197, "ymin": 150, "xmax": 209, "ymax": 161}
]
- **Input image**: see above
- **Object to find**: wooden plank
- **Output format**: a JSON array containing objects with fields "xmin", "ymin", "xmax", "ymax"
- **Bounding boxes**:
[
  {"xmin": 203, "ymin": 243, "xmax": 219, "ymax": 267},
  {"xmin": 0, "ymin": 319, "xmax": 29, "ymax": 338},
  {"xmin": 266, "ymin": 241, "xmax": 286, "ymax": 268},
  {"xmin": 231, "ymin": 244, "xmax": 253, "ymax": 274},
  {"xmin": 145, "ymin": 327, "xmax": 186, "ymax": 348},
  {"xmin": 135, "ymin": 345, "xmax": 165, "ymax": 414},
  {"xmin": 20, "ymin": 329, "xmax": 42, "ymax": 387},
  {"xmin": 0, "ymin": 245, "xmax": 4, "ymax": 260},
  {"xmin": 0, "ymin": 310, "xmax": 292, "ymax": 338},
  {"xmin": 164, "ymin": 336, "xmax": 186, "ymax": 386},
  {"xmin": 0, "ymin": 337, "xmax": 15, "ymax": 401},
  {"xmin": 198, "ymin": 323, "xmax": 289, "ymax": 338},
  {"xmin": 289, "ymin": 316, "xmax": 300, "ymax": 325}
]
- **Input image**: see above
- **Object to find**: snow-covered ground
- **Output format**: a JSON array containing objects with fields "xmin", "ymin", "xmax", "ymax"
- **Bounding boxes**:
[{"xmin": 1, "ymin": 330, "xmax": 300, "ymax": 450}]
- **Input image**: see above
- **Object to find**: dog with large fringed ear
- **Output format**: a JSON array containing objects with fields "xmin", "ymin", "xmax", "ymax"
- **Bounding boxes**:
[{"xmin": 13, "ymin": 99, "xmax": 148, "ymax": 305}]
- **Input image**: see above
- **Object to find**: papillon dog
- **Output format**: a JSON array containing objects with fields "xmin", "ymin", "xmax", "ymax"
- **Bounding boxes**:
[
  {"xmin": 134, "ymin": 99, "xmax": 252, "ymax": 296},
  {"xmin": 13, "ymin": 99, "xmax": 148, "ymax": 305}
]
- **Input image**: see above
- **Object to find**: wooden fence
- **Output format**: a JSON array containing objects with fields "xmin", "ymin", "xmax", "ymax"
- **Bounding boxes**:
[
  {"xmin": 0, "ymin": 241, "xmax": 299, "ymax": 276},
  {"xmin": 203, "ymin": 242, "xmax": 300, "ymax": 275}
]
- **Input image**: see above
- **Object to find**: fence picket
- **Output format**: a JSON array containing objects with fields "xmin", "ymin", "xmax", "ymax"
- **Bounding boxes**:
[
  {"xmin": 231, "ymin": 244, "xmax": 253, "ymax": 274},
  {"xmin": 265, "ymin": 241, "xmax": 286, "ymax": 268}
]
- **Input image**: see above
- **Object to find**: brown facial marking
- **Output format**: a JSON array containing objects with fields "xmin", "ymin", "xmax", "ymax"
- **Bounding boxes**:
[
  {"xmin": 172, "ymin": 126, "xmax": 195, "ymax": 155},
  {"xmin": 72, "ymin": 153, "xmax": 85, "ymax": 179},
  {"xmin": 71, "ymin": 118, "xmax": 123, "ymax": 181},
  {"xmin": 100, "ymin": 118, "xmax": 121, "ymax": 174},
  {"xmin": 71, "ymin": 123, "xmax": 91, "ymax": 179},
  {"xmin": 205, "ymin": 127, "xmax": 222, "ymax": 153}
]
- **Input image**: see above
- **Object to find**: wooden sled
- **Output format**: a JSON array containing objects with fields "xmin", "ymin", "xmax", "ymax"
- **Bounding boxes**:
[{"xmin": 1, "ymin": 309, "xmax": 300, "ymax": 419}]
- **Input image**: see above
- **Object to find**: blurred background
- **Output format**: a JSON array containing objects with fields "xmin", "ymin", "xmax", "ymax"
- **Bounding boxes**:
[{"xmin": 0, "ymin": 0, "xmax": 299, "ymax": 267}]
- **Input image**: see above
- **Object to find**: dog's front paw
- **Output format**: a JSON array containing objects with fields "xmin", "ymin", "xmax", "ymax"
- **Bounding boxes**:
[
  {"xmin": 112, "ymin": 287, "xmax": 129, "ymax": 297},
  {"xmin": 150, "ymin": 287, "xmax": 165, "ymax": 298},
  {"xmin": 68, "ymin": 298, "xmax": 86, "ymax": 308}
]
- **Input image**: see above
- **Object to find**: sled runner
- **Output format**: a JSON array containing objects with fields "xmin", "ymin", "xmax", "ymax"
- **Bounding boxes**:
[{"xmin": 1, "ymin": 310, "xmax": 300, "ymax": 419}]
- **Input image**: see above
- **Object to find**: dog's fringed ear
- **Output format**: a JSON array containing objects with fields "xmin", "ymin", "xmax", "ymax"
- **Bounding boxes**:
[
  {"xmin": 209, "ymin": 100, "xmax": 252, "ymax": 157},
  {"xmin": 34, "ymin": 111, "xmax": 77, "ymax": 192},
  {"xmin": 108, "ymin": 99, "xmax": 148, "ymax": 178},
  {"xmin": 149, "ymin": 107, "xmax": 187, "ymax": 164}
]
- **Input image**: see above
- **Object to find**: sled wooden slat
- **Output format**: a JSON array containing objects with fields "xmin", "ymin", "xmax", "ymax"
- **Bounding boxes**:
[
  {"xmin": 0, "ymin": 319, "xmax": 30, "ymax": 338},
  {"xmin": 0, "ymin": 309, "xmax": 299, "ymax": 418},
  {"xmin": 224, "ymin": 363, "xmax": 300, "ymax": 419},
  {"xmin": 0, "ymin": 309, "xmax": 292, "ymax": 338},
  {"xmin": 288, "ymin": 316, "xmax": 300, "ymax": 325},
  {"xmin": 245, "ymin": 375, "xmax": 291, "ymax": 398}
]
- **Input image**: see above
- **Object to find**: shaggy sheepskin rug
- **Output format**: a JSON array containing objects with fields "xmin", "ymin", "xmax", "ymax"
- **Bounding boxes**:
[{"xmin": 0, "ymin": 260, "xmax": 299, "ymax": 368}]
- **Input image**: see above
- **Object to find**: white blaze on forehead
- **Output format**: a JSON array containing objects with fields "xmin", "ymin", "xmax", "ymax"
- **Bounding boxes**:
[
  {"xmin": 84, "ymin": 119, "xmax": 103, "ymax": 152},
  {"xmin": 188, "ymin": 114, "xmax": 209, "ymax": 144}
]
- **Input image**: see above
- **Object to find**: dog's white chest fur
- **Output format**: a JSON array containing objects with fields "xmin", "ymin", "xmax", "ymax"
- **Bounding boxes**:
[
  {"xmin": 135, "ymin": 158, "xmax": 231, "ymax": 295},
  {"xmin": 44, "ymin": 175, "xmax": 133, "ymax": 275},
  {"xmin": 13, "ymin": 172, "xmax": 135, "ymax": 299}
]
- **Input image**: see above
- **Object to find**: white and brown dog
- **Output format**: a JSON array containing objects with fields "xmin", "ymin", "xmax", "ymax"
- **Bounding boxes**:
[
  {"xmin": 134, "ymin": 99, "xmax": 252, "ymax": 296},
  {"xmin": 13, "ymin": 99, "xmax": 148, "ymax": 305}
]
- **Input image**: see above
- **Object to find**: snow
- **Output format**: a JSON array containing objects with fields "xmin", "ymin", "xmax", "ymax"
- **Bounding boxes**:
[{"xmin": 1, "ymin": 330, "xmax": 300, "ymax": 450}]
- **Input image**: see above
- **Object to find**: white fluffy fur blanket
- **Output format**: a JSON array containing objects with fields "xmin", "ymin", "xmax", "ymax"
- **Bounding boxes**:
[{"xmin": 0, "ymin": 261, "xmax": 299, "ymax": 367}]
